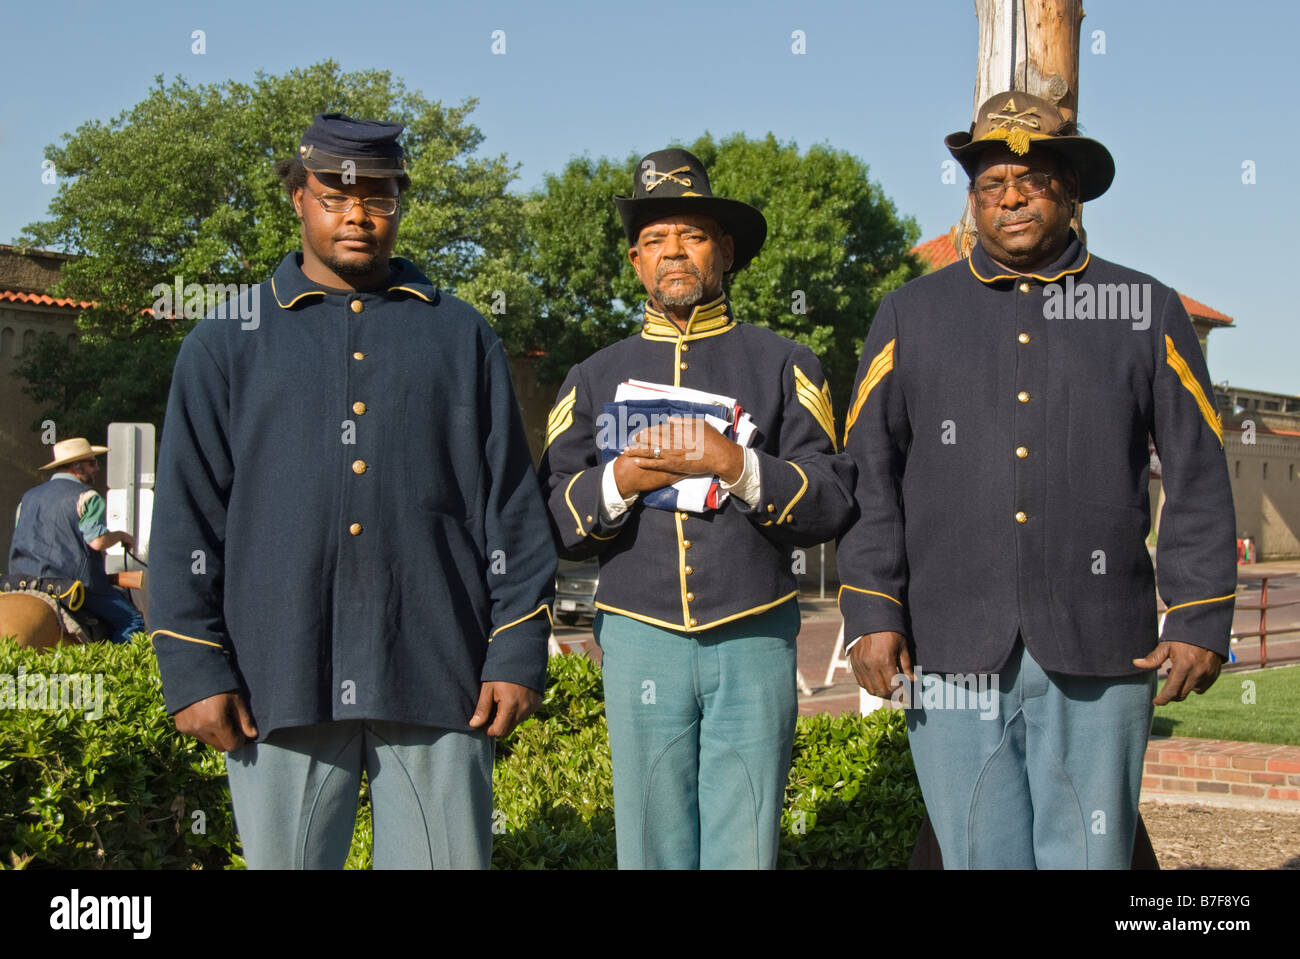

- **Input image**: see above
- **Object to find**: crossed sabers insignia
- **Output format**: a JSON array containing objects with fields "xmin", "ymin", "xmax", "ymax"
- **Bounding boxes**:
[
  {"xmin": 643, "ymin": 165, "xmax": 693, "ymax": 193},
  {"xmin": 986, "ymin": 101, "xmax": 1041, "ymax": 131}
]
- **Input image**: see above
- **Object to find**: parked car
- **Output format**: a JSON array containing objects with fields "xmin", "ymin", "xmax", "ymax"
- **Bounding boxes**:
[{"xmin": 553, "ymin": 557, "xmax": 599, "ymax": 626}]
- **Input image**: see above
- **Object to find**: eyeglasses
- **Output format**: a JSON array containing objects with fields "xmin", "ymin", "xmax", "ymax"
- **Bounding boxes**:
[
  {"xmin": 972, "ymin": 171, "xmax": 1055, "ymax": 207},
  {"xmin": 303, "ymin": 184, "xmax": 400, "ymax": 217}
]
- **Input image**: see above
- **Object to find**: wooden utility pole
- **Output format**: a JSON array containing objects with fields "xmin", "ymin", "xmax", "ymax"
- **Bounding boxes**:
[{"xmin": 952, "ymin": 0, "xmax": 1086, "ymax": 258}]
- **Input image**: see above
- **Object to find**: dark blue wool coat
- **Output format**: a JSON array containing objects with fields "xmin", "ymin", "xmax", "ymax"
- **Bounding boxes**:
[
  {"xmin": 838, "ymin": 233, "xmax": 1237, "ymax": 676},
  {"xmin": 538, "ymin": 296, "xmax": 856, "ymax": 632},
  {"xmin": 149, "ymin": 253, "xmax": 554, "ymax": 738}
]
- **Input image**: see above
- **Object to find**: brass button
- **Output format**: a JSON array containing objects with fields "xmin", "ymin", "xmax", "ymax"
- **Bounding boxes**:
[
  {"xmin": 352, "ymin": 460, "xmax": 367, "ymax": 474},
  {"xmin": 1015, "ymin": 446, "xmax": 1028, "ymax": 459},
  {"xmin": 353, "ymin": 351, "xmax": 366, "ymax": 361},
  {"xmin": 349, "ymin": 522, "xmax": 363, "ymax": 535},
  {"xmin": 1017, "ymin": 333, "xmax": 1030, "ymax": 345},
  {"xmin": 350, "ymin": 300, "xmax": 364, "ymax": 313},
  {"xmin": 1015, "ymin": 511, "xmax": 1027, "ymax": 524},
  {"xmin": 682, "ymin": 539, "xmax": 692, "ymax": 549},
  {"xmin": 678, "ymin": 511, "xmax": 688, "ymax": 521},
  {"xmin": 679, "ymin": 362, "xmax": 688, "ymax": 370},
  {"xmin": 686, "ymin": 592, "xmax": 695, "ymax": 602},
  {"xmin": 681, "ymin": 343, "xmax": 690, "ymax": 352},
  {"xmin": 586, "ymin": 514, "xmax": 593, "ymax": 523},
  {"xmin": 1018, "ymin": 282, "xmax": 1031, "ymax": 294},
  {"xmin": 1017, "ymin": 391, "xmax": 1029, "ymax": 403},
  {"xmin": 689, "ymin": 617, "xmax": 698, "ymax": 627},
  {"xmin": 352, "ymin": 401, "xmax": 367, "ymax": 415},
  {"xmin": 766, "ymin": 504, "xmax": 775, "ymax": 513},
  {"xmin": 786, "ymin": 516, "xmax": 795, "ymax": 524},
  {"xmin": 684, "ymin": 565, "xmax": 693, "ymax": 575}
]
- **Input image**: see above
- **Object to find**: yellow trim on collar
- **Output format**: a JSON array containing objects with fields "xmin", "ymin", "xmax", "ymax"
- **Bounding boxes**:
[
  {"xmin": 1164, "ymin": 335, "xmax": 1224, "ymax": 448},
  {"xmin": 388, "ymin": 284, "xmax": 434, "ymax": 302},
  {"xmin": 271, "ymin": 276, "xmax": 327, "ymax": 309},
  {"xmin": 793, "ymin": 364, "xmax": 837, "ymax": 449},
  {"xmin": 490, "ymin": 603, "xmax": 554, "ymax": 639},
  {"xmin": 967, "ymin": 251, "xmax": 1091, "ymax": 285},
  {"xmin": 1163, "ymin": 593, "xmax": 1235, "ymax": 615},
  {"xmin": 641, "ymin": 295, "xmax": 734, "ymax": 341},
  {"xmin": 594, "ymin": 592, "xmax": 799, "ymax": 634},
  {"xmin": 149, "ymin": 628, "xmax": 226, "ymax": 650},
  {"xmin": 838, "ymin": 584, "xmax": 904, "ymax": 608}
]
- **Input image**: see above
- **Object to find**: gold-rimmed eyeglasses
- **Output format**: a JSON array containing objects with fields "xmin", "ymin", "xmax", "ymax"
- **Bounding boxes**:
[
  {"xmin": 972, "ymin": 171, "xmax": 1055, "ymax": 207},
  {"xmin": 303, "ymin": 184, "xmax": 400, "ymax": 217}
]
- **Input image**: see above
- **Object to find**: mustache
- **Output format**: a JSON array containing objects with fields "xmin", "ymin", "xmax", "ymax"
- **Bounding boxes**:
[
  {"xmin": 994, "ymin": 210, "xmax": 1043, "ymax": 228},
  {"xmin": 655, "ymin": 261, "xmax": 703, "ymax": 281}
]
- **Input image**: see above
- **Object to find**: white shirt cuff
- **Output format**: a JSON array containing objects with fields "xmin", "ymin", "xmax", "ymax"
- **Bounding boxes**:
[
  {"xmin": 719, "ymin": 446, "xmax": 761, "ymax": 507},
  {"xmin": 600, "ymin": 461, "xmax": 639, "ymax": 523}
]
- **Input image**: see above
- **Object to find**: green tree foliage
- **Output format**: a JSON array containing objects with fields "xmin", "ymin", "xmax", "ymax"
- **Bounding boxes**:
[
  {"xmin": 16, "ymin": 60, "xmax": 523, "ymax": 439},
  {"xmin": 522, "ymin": 133, "xmax": 922, "ymax": 414}
]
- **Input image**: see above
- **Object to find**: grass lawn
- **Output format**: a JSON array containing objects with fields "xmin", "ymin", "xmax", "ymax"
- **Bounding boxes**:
[{"xmin": 1150, "ymin": 663, "xmax": 1300, "ymax": 746}]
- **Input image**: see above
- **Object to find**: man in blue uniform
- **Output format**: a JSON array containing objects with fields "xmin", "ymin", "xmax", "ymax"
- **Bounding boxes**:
[
  {"xmin": 838, "ymin": 92, "xmax": 1237, "ymax": 868},
  {"xmin": 539, "ymin": 149, "xmax": 855, "ymax": 868},
  {"xmin": 9, "ymin": 437, "xmax": 143, "ymax": 644},
  {"xmin": 148, "ymin": 114, "xmax": 555, "ymax": 869}
]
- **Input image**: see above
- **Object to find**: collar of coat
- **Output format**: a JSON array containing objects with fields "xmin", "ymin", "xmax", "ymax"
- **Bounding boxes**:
[
  {"xmin": 967, "ymin": 229, "xmax": 1090, "ymax": 285},
  {"xmin": 270, "ymin": 251, "xmax": 438, "ymax": 308},
  {"xmin": 641, "ymin": 293, "xmax": 736, "ymax": 342}
]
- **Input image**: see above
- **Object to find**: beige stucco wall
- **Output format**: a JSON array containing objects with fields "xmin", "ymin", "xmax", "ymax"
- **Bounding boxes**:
[{"xmin": 1223, "ymin": 426, "xmax": 1300, "ymax": 560}]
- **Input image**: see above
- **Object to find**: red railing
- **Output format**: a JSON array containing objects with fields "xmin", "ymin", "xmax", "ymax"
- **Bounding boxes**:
[{"xmin": 1226, "ymin": 574, "xmax": 1300, "ymax": 667}]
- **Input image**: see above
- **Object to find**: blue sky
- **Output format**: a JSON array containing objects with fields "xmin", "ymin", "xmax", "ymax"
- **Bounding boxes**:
[{"xmin": 2, "ymin": 0, "xmax": 1296, "ymax": 392}]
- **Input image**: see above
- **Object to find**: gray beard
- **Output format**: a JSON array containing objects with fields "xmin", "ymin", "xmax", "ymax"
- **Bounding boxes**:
[{"xmin": 654, "ymin": 277, "xmax": 705, "ymax": 308}]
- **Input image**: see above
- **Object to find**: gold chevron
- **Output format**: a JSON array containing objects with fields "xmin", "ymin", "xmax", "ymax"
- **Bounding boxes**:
[
  {"xmin": 793, "ymin": 364, "xmax": 837, "ymax": 449},
  {"xmin": 843, "ymin": 338, "xmax": 895, "ymax": 444},
  {"xmin": 544, "ymin": 386, "xmax": 577, "ymax": 451},
  {"xmin": 1164, "ymin": 335, "xmax": 1223, "ymax": 448}
]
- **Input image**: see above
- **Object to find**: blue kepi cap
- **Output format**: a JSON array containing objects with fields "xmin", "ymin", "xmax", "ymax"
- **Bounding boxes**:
[{"xmin": 298, "ymin": 113, "xmax": 407, "ymax": 179}]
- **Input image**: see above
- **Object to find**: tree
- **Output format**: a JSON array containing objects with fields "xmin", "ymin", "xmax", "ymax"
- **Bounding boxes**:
[
  {"xmin": 17, "ymin": 60, "xmax": 524, "ymax": 438},
  {"xmin": 520, "ymin": 133, "xmax": 921, "ymax": 416}
]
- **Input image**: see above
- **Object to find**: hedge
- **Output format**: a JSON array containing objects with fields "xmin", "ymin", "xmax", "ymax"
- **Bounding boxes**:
[{"xmin": 1, "ymin": 637, "xmax": 924, "ymax": 869}]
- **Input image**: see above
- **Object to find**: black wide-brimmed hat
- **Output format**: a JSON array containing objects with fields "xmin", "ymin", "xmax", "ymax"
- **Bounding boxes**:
[
  {"xmin": 615, "ymin": 148, "xmax": 767, "ymax": 272},
  {"xmin": 299, "ymin": 113, "xmax": 409, "ymax": 186},
  {"xmin": 945, "ymin": 91, "xmax": 1115, "ymax": 202}
]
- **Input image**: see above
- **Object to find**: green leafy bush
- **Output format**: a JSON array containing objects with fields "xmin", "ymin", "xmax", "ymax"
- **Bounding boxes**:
[
  {"xmin": 0, "ymin": 638, "xmax": 237, "ymax": 869},
  {"xmin": 1, "ymin": 640, "xmax": 923, "ymax": 869}
]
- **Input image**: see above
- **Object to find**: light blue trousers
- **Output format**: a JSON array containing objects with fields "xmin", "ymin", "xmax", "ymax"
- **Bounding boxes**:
[
  {"xmin": 595, "ymin": 602, "xmax": 799, "ymax": 869},
  {"xmin": 905, "ymin": 640, "xmax": 1155, "ymax": 869},
  {"xmin": 225, "ymin": 720, "xmax": 494, "ymax": 869}
]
